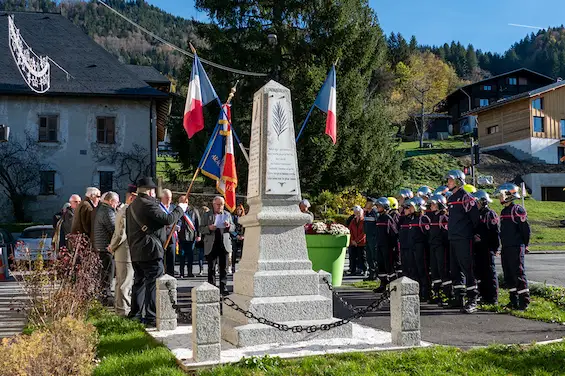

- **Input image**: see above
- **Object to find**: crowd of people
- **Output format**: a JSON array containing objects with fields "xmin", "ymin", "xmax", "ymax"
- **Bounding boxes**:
[
  {"xmin": 52, "ymin": 177, "xmax": 246, "ymax": 327},
  {"xmin": 344, "ymin": 169, "xmax": 531, "ymax": 314}
]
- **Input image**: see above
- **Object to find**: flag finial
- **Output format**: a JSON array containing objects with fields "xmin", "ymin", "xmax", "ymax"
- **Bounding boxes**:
[
  {"xmin": 226, "ymin": 80, "xmax": 240, "ymax": 105},
  {"xmin": 189, "ymin": 42, "xmax": 197, "ymax": 54}
]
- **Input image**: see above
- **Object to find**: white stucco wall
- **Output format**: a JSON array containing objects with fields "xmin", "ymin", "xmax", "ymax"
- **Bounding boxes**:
[
  {"xmin": 0, "ymin": 95, "xmax": 155, "ymax": 223},
  {"xmin": 522, "ymin": 173, "xmax": 565, "ymax": 200},
  {"xmin": 481, "ymin": 137, "xmax": 561, "ymax": 164}
]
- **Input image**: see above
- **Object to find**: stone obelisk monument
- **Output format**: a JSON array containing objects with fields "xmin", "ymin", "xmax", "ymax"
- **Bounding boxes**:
[{"xmin": 222, "ymin": 81, "xmax": 352, "ymax": 347}]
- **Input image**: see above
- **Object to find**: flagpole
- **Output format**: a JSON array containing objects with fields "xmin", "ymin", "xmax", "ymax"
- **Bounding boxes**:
[
  {"xmin": 296, "ymin": 62, "xmax": 338, "ymax": 143},
  {"xmin": 295, "ymin": 102, "xmax": 316, "ymax": 143},
  {"xmin": 163, "ymin": 122, "xmax": 220, "ymax": 250},
  {"xmin": 163, "ymin": 80, "xmax": 239, "ymax": 249},
  {"xmin": 214, "ymin": 96, "xmax": 250, "ymax": 163}
]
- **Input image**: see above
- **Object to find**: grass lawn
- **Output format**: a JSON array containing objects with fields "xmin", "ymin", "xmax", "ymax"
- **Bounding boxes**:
[
  {"xmin": 488, "ymin": 200, "xmax": 565, "ymax": 250},
  {"xmin": 89, "ymin": 308, "xmax": 185, "ymax": 376},
  {"xmin": 199, "ymin": 343, "xmax": 565, "ymax": 375},
  {"xmin": 398, "ymin": 138, "xmax": 468, "ymax": 151}
]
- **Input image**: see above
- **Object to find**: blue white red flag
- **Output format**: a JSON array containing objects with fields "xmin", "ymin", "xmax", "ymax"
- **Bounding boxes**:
[
  {"xmin": 200, "ymin": 105, "xmax": 238, "ymax": 212},
  {"xmin": 183, "ymin": 53, "xmax": 218, "ymax": 139},
  {"xmin": 313, "ymin": 65, "xmax": 337, "ymax": 144}
]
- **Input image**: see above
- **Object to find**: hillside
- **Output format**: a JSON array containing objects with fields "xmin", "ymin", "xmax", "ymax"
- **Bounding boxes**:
[{"xmin": 1, "ymin": 0, "xmax": 201, "ymax": 77}]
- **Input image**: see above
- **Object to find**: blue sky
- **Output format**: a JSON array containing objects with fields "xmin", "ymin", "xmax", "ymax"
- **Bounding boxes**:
[{"xmin": 147, "ymin": 0, "xmax": 565, "ymax": 53}]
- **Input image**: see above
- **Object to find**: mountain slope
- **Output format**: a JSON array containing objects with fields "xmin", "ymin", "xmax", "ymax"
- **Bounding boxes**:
[{"xmin": 1, "ymin": 0, "xmax": 200, "ymax": 76}]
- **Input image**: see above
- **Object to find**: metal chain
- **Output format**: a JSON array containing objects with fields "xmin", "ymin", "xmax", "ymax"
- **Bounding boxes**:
[
  {"xmin": 165, "ymin": 281, "xmax": 192, "ymax": 323},
  {"xmin": 221, "ymin": 286, "xmax": 393, "ymax": 334},
  {"xmin": 322, "ymin": 277, "xmax": 363, "ymax": 314}
]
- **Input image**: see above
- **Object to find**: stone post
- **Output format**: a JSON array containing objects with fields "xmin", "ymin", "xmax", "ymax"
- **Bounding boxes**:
[
  {"xmin": 156, "ymin": 274, "xmax": 177, "ymax": 331},
  {"xmin": 390, "ymin": 277, "xmax": 421, "ymax": 347},
  {"xmin": 192, "ymin": 282, "xmax": 221, "ymax": 363}
]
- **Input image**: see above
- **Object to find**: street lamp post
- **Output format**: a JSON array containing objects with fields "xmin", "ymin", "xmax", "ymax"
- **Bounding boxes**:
[{"xmin": 267, "ymin": 32, "xmax": 280, "ymax": 82}]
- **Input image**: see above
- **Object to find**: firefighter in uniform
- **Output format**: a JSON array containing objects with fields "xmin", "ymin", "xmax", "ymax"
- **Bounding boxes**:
[
  {"xmin": 425, "ymin": 194, "xmax": 451, "ymax": 305},
  {"xmin": 374, "ymin": 197, "xmax": 398, "ymax": 293},
  {"xmin": 406, "ymin": 197, "xmax": 430, "ymax": 301},
  {"xmin": 398, "ymin": 200, "xmax": 412, "ymax": 279},
  {"xmin": 434, "ymin": 185, "xmax": 452, "ymax": 199},
  {"xmin": 445, "ymin": 169, "xmax": 480, "ymax": 313},
  {"xmin": 388, "ymin": 197, "xmax": 401, "ymax": 277},
  {"xmin": 496, "ymin": 183, "xmax": 531, "ymax": 310},
  {"xmin": 363, "ymin": 198, "xmax": 379, "ymax": 281},
  {"xmin": 472, "ymin": 190, "xmax": 500, "ymax": 305},
  {"xmin": 396, "ymin": 189, "xmax": 413, "ymax": 278}
]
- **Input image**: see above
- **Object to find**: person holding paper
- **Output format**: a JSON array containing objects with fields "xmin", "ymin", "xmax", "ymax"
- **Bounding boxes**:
[{"xmin": 199, "ymin": 196, "xmax": 234, "ymax": 295}]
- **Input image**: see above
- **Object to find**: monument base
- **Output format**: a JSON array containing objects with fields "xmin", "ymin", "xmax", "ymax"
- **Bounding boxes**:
[{"xmin": 222, "ymin": 317, "xmax": 353, "ymax": 347}]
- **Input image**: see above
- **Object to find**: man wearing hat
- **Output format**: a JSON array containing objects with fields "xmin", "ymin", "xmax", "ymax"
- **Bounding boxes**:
[{"xmin": 126, "ymin": 177, "xmax": 187, "ymax": 326}]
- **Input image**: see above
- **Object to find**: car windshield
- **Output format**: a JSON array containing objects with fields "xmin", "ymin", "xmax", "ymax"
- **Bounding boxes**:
[{"xmin": 21, "ymin": 228, "xmax": 54, "ymax": 239}]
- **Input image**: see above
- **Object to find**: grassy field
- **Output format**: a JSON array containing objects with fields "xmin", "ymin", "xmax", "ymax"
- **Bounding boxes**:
[
  {"xmin": 200, "ymin": 343, "xmax": 565, "ymax": 375},
  {"xmin": 89, "ymin": 308, "xmax": 185, "ymax": 376},
  {"xmin": 398, "ymin": 138, "xmax": 468, "ymax": 151}
]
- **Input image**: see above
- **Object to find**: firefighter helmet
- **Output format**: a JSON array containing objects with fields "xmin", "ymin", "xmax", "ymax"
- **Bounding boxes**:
[
  {"xmin": 388, "ymin": 197, "xmax": 399, "ymax": 210},
  {"xmin": 416, "ymin": 186, "xmax": 434, "ymax": 199},
  {"xmin": 472, "ymin": 190, "xmax": 493, "ymax": 206},
  {"xmin": 407, "ymin": 197, "xmax": 426, "ymax": 213},
  {"xmin": 444, "ymin": 169, "xmax": 466, "ymax": 186},
  {"xmin": 495, "ymin": 183, "xmax": 521, "ymax": 203},
  {"xmin": 376, "ymin": 197, "xmax": 390, "ymax": 211},
  {"xmin": 398, "ymin": 188, "xmax": 414, "ymax": 200},
  {"xmin": 428, "ymin": 194, "xmax": 447, "ymax": 210},
  {"xmin": 463, "ymin": 184, "xmax": 477, "ymax": 194}
]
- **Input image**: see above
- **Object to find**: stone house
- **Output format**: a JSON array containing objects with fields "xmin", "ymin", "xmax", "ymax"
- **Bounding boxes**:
[{"xmin": 0, "ymin": 11, "xmax": 170, "ymax": 222}]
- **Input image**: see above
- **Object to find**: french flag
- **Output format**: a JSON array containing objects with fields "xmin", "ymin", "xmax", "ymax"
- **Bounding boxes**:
[
  {"xmin": 182, "ymin": 212, "xmax": 195, "ymax": 231},
  {"xmin": 314, "ymin": 65, "xmax": 337, "ymax": 144},
  {"xmin": 183, "ymin": 54, "xmax": 218, "ymax": 139},
  {"xmin": 218, "ymin": 104, "xmax": 237, "ymax": 212}
]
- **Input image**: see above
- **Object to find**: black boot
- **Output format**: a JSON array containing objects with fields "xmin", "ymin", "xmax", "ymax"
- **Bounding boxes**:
[
  {"xmin": 364, "ymin": 272, "xmax": 376, "ymax": 282},
  {"xmin": 373, "ymin": 279, "xmax": 388, "ymax": 293},
  {"xmin": 447, "ymin": 295, "xmax": 464, "ymax": 309},
  {"xmin": 462, "ymin": 297, "xmax": 478, "ymax": 314}
]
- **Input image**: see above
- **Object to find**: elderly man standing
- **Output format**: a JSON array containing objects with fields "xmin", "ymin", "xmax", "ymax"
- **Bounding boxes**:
[
  {"xmin": 160, "ymin": 189, "xmax": 178, "ymax": 277},
  {"xmin": 199, "ymin": 196, "xmax": 234, "ymax": 296},
  {"xmin": 299, "ymin": 199, "xmax": 314, "ymax": 224},
  {"xmin": 126, "ymin": 177, "xmax": 186, "ymax": 327},
  {"xmin": 109, "ymin": 185, "xmax": 137, "ymax": 316},
  {"xmin": 93, "ymin": 191, "xmax": 120, "ymax": 304},
  {"xmin": 71, "ymin": 187, "xmax": 101, "ymax": 240}
]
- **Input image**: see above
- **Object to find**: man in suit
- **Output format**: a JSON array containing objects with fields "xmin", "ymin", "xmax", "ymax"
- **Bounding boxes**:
[
  {"xmin": 126, "ymin": 177, "xmax": 186, "ymax": 326},
  {"xmin": 71, "ymin": 187, "xmax": 101, "ymax": 241},
  {"xmin": 199, "ymin": 196, "xmax": 234, "ymax": 296}
]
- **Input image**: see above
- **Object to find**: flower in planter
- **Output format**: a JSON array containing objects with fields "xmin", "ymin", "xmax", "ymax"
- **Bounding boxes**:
[{"xmin": 305, "ymin": 221, "xmax": 350, "ymax": 235}]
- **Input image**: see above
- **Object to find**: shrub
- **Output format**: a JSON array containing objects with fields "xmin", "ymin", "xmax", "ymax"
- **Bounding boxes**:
[
  {"xmin": 11, "ymin": 234, "xmax": 102, "ymax": 327},
  {"xmin": 0, "ymin": 316, "xmax": 98, "ymax": 376}
]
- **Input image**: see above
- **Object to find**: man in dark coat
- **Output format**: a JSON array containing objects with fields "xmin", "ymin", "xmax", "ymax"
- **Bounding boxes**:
[
  {"xmin": 126, "ymin": 177, "xmax": 186, "ymax": 326},
  {"xmin": 71, "ymin": 187, "xmax": 101, "ymax": 240},
  {"xmin": 93, "ymin": 191, "xmax": 120, "ymax": 304}
]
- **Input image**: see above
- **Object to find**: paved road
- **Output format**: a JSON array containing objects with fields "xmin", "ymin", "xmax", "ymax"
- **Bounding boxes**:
[{"xmin": 497, "ymin": 253, "xmax": 565, "ymax": 286}]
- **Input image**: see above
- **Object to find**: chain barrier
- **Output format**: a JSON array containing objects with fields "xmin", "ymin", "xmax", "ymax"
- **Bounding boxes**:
[
  {"xmin": 221, "ymin": 283, "xmax": 394, "ymax": 334},
  {"xmin": 321, "ymin": 277, "xmax": 363, "ymax": 314},
  {"xmin": 165, "ymin": 281, "xmax": 192, "ymax": 323}
]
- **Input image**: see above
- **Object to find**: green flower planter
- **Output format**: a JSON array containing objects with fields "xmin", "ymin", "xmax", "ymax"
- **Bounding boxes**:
[{"xmin": 305, "ymin": 234, "xmax": 350, "ymax": 287}]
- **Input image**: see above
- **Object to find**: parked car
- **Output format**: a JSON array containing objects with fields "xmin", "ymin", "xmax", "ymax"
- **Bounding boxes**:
[
  {"xmin": 14, "ymin": 225, "xmax": 55, "ymax": 262},
  {"xmin": 0, "ymin": 227, "xmax": 16, "ymax": 268}
]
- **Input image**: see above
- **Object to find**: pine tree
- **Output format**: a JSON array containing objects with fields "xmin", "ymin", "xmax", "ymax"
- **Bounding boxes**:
[
  {"xmin": 465, "ymin": 44, "xmax": 478, "ymax": 77},
  {"xmin": 170, "ymin": 0, "xmax": 402, "ymax": 195}
]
